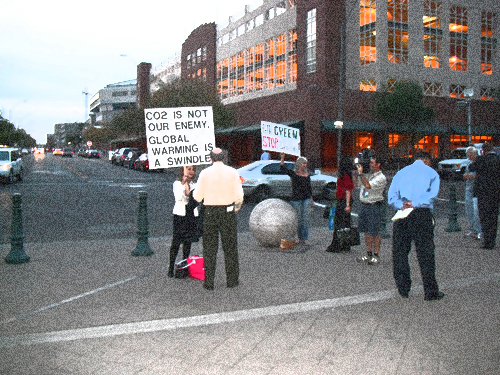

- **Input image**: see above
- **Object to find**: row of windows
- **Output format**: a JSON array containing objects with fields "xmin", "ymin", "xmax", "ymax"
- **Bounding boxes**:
[
  {"xmin": 216, "ymin": 30, "xmax": 298, "ymax": 99},
  {"xmin": 360, "ymin": 78, "xmax": 496, "ymax": 101},
  {"xmin": 187, "ymin": 68, "xmax": 207, "ymax": 81},
  {"xmin": 186, "ymin": 46, "xmax": 207, "ymax": 69},
  {"xmin": 361, "ymin": 1, "xmax": 498, "ymax": 75},
  {"xmin": 111, "ymin": 90, "xmax": 135, "ymax": 97},
  {"xmin": 217, "ymin": 0, "xmax": 296, "ymax": 46}
]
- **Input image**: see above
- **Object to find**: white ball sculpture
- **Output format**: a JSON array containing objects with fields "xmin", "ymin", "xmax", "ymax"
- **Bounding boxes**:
[{"xmin": 249, "ymin": 198, "xmax": 298, "ymax": 247}]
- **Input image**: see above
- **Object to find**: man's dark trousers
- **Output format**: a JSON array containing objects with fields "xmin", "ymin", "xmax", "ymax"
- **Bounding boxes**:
[
  {"xmin": 202, "ymin": 205, "xmax": 239, "ymax": 288},
  {"xmin": 477, "ymin": 197, "xmax": 500, "ymax": 248},
  {"xmin": 392, "ymin": 208, "xmax": 439, "ymax": 297}
]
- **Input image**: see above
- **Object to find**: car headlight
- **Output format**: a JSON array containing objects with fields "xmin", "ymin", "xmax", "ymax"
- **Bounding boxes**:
[{"xmin": 0, "ymin": 163, "xmax": 10, "ymax": 170}]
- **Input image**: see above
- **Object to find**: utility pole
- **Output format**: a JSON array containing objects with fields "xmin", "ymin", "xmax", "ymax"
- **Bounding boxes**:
[{"xmin": 82, "ymin": 90, "xmax": 89, "ymax": 123}]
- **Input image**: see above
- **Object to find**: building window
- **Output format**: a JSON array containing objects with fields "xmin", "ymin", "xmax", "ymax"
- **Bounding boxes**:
[
  {"xmin": 423, "ymin": 0, "xmax": 442, "ymax": 68},
  {"xmin": 197, "ymin": 48, "xmax": 202, "ymax": 64},
  {"xmin": 246, "ymin": 47, "xmax": 255, "ymax": 92},
  {"xmin": 449, "ymin": 6, "xmax": 468, "ymax": 71},
  {"xmin": 237, "ymin": 51, "xmax": 245, "ymax": 95},
  {"xmin": 230, "ymin": 56, "xmax": 237, "ymax": 97},
  {"xmin": 265, "ymin": 38, "xmax": 275, "ymax": 89},
  {"xmin": 480, "ymin": 87, "xmax": 495, "ymax": 101},
  {"xmin": 388, "ymin": 133, "xmax": 401, "ymax": 150},
  {"xmin": 360, "ymin": 79, "xmax": 377, "ymax": 91},
  {"xmin": 112, "ymin": 91, "xmax": 128, "ymax": 97},
  {"xmin": 276, "ymin": 34, "xmax": 286, "ymax": 86},
  {"xmin": 288, "ymin": 29, "xmax": 298, "ymax": 83},
  {"xmin": 449, "ymin": 84, "xmax": 466, "ymax": 98},
  {"xmin": 255, "ymin": 44, "xmax": 264, "ymax": 91},
  {"xmin": 388, "ymin": 0, "xmax": 409, "ymax": 64},
  {"xmin": 387, "ymin": 78, "xmax": 397, "ymax": 92},
  {"xmin": 276, "ymin": 1, "xmax": 286, "ymax": 16},
  {"xmin": 450, "ymin": 135, "xmax": 491, "ymax": 148},
  {"xmin": 355, "ymin": 133, "xmax": 374, "ymax": 155},
  {"xmin": 221, "ymin": 59, "xmax": 229, "ymax": 99},
  {"xmin": 288, "ymin": 0, "xmax": 295, "ymax": 9},
  {"xmin": 265, "ymin": 8, "xmax": 275, "ymax": 21},
  {"xmin": 202, "ymin": 46, "xmax": 207, "ymax": 61},
  {"xmin": 186, "ymin": 54, "xmax": 191, "ymax": 68},
  {"xmin": 481, "ymin": 11, "xmax": 497, "ymax": 75},
  {"xmin": 424, "ymin": 82, "xmax": 443, "ymax": 96},
  {"xmin": 306, "ymin": 8, "xmax": 317, "ymax": 73},
  {"xmin": 360, "ymin": 0, "xmax": 377, "ymax": 65},
  {"xmin": 247, "ymin": 19, "xmax": 254, "ymax": 32},
  {"xmin": 255, "ymin": 14, "xmax": 264, "ymax": 27}
]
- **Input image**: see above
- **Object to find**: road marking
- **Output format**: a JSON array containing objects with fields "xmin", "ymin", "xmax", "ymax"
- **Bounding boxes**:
[
  {"xmin": 1, "ymin": 273, "xmax": 498, "ymax": 348},
  {"xmin": 0, "ymin": 276, "xmax": 139, "ymax": 325}
]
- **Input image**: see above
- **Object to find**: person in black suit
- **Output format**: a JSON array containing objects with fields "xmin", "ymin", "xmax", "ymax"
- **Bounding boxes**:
[{"xmin": 469, "ymin": 142, "xmax": 500, "ymax": 249}]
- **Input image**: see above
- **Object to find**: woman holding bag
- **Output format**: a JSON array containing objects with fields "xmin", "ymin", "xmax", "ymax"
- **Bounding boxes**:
[
  {"xmin": 326, "ymin": 157, "xmax": 354, "ymax": 253},
  {"xmin": 168, "ymin": 165, "xmax": 200, "ymax": 278}
]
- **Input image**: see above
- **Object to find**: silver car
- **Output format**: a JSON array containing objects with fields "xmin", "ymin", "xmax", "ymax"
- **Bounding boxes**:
[{"xmin": 238, "ymin": 160, "xmax": 337, "ymax": 201}]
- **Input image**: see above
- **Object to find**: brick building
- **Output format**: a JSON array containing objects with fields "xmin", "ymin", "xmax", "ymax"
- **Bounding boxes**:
[{"xmin": 181, "ymin": 0, "xmax": 500, "ymax": 169}]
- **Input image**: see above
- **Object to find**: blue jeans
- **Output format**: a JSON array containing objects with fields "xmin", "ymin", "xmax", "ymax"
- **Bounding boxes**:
[
  {"xmin": 290, "ymin": 199, "xmax": 311, "ymax": 241},
  {"xmin": 465, "ymin": 188, "xmax": 481, "ymax": 233}
]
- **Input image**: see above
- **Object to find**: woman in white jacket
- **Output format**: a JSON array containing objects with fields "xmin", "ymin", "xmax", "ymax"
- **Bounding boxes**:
[{"xmin": 168, "ymin": 165, "xmax": 200, "ymax": 277}]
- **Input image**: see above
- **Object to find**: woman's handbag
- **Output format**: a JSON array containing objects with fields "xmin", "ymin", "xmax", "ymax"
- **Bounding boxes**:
[
  {"xmin": 349, "ymin": 226, "xmax": 361, "ymax": 246},
  {"xmin": 337, "ymin": 226, "xmax": 361, "ymax": 246}
]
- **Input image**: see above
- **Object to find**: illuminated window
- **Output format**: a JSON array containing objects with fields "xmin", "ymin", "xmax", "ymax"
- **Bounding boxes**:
[
  {"xmin": 416, "ymin": 136, "xmax": 439, "ymax": 157},
  {"xmin": 265, "ymin": 38, "xmax": 275, "ymax": 89},
  {"xmin": 388, "ymin": 0, "xmax": 409, "ymax": 64},
  {"xmin": 388, "ymin": 133, "xmax": 401, "ymax": 149},
  {"xmin": 360, "ymin": 0, "xmax": 377, "ymax": 65},
  {"xmin": 449, "ymin": 84, "xmax": 466, "ymax": 98},
  {"xmin": 355, "ymin": 133, "xmax": 374, "ymax": 155},
  {"xmin": 221, "ymin": 59, "xmax": 229, "ymax": 99},
  {"xmin": 450, "ymin": 135, "xmax": 492, "ymax": 148},
  {"xmin": 423, "ymin": 0, "xmax": 442, "ymax": 68},
  {"xmin": 246, "ymin": 47, "xmax": 255, "ymax": 92},
  {"xmin": 480, "ymin": 87, "xmax": 495, "ymax": 101},
  {"xmin": 276, "ymin": 34, "xmax": 286, "ymax": 86},
  {"xmin": 387, "ymin": 78, "xmax": 397, "ymax": 92},
  {"xmin": 255, "ymin": 44, "xmax": 264, "ymax": 91},
  {"xmin": 237, "ymin": 51, "xmax": 245, "ymax": 95},
  {"xmin": 360, "ymin": 79, "xmax": 377, "ymax": 91},
  {"xmin": 202, "ymin": 68, "xmax": 206, "ymax": 81},
  {"xmin": 306, "ymin": 8, "xmax": 317, "ymax": 73},
  {"xmin": 449, "ymin": 6, "xmax": 468, "ymax": 71},
  {"xmin": 230, "ymin": 56, "xmax": 237, "ymax": 97},
  {"xmin": 288, "ymin": 29, "xmax": 298, "ymax": 83},
  {"xmin": 423, "ymin": 82, "xmax": 443, "ymax": 96},
  {"xmin": 481, "ymin": 12, "xmax": 497, "ymax": 75}
]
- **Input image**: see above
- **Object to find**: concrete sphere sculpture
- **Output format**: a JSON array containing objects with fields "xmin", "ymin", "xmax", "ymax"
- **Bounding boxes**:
[{"xmin": 249, "ymin": 198, "xmax": 298, "ymax": 247}]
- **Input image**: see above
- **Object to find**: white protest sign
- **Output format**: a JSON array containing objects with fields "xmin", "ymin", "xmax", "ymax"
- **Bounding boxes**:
[
  {"xmin": 261, "ymin": 121, "xmax": 301, "ymax": 157},
  {"xmin": 144, "ymin": 106, "xmax": 215, "ymax": 169}
]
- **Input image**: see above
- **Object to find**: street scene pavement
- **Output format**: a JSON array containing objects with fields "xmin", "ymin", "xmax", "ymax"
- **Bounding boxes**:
[{"xmin": 1, "ymin": 212, "xmax": 499, "ymax": 374}]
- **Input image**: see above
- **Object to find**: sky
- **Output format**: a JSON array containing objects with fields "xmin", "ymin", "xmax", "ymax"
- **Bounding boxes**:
[{"xmin": 0, "ymin": 0, "xmax": 254, "ymax": 144}]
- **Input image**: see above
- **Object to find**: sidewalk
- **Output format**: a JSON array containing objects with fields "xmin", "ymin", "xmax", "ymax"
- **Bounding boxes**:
[{"xmin": 1, "ymin": 217, "xmax": 499, "ymax": 374}]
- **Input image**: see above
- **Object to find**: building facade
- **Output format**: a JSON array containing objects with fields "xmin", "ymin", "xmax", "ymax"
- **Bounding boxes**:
[
  {"xmin": 183, "ymin": 0, "xmax": 500, "ymax": 168},
  {"xmin": 89, "ymin": 79, "xmax": 137, "ymax": 124}
]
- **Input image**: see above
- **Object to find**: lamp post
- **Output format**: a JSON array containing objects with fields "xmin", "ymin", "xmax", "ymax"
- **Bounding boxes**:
[
  {"xmin": 335, "ymin": 120, "xmax": 344, "ymax": 170},
  {"xmin": 458, "ymin": 88, "xmax": 474, "ymax": 146},
  {"xmin": 82, "ymin": 91, "xmax": 89, "ymax": 122}
]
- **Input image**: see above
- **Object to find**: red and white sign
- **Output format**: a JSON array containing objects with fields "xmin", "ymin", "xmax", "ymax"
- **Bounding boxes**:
[
  {"xmin": 87, "ymin": 141, "xmax": 92, "ymax": 147},
  {"xmin": 261, "ymin": 121, "xmax": 301, "ymax": 157}
]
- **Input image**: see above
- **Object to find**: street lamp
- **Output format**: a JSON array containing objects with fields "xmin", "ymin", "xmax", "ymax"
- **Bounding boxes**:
[
  {"xmin": 458, "ymin": 88, "xmax": 474, "ymax": 146},
  {"xmin": 334, "ymin": 120, "xmax": 344, "ymax": 170}
]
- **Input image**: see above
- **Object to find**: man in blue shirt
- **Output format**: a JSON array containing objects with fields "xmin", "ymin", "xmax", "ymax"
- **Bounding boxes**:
[{"xmin": 388, "ymin": 151, "xmax": 444, "ymax": 301}]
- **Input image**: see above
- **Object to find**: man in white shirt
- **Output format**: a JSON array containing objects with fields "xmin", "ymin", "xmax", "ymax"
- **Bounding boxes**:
[{"xmin": 193, "ymin": 148, "xmax": 244, "ymax": 290}]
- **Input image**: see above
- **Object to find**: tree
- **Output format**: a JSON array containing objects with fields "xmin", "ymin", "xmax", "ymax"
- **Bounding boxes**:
[
  {"xmin": 0, "ymin": 115, "xmax": 36, "ymax": 148},
  {"xmin": 373, "ymin": 81, "xmax": 434, "ymax": 157},
  {"xmin": 151, "ymin": 78, "xmax": 235, "ymax": 129}
]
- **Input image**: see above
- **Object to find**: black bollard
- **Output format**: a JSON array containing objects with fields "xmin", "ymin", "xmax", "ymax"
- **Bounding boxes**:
[
  {"xmin": 5, "ymin": 193, "xmax": 30, "ymax": 264},
  {"xmin": 131, "ymin": 191, "xmax": 154, "ymax": 256},
  {"xmin": 445, "ymin": 183, "xmax": 462, "ymax": 232}
]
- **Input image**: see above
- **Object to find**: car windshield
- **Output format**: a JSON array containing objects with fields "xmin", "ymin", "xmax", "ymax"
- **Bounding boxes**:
[
  {"xmin": 449, "ymin": 149, "xmax": 467, "ymax": 159},
  {"xmin": 0, "ymin": 151, "xmax": 8, "ymax": 161}
]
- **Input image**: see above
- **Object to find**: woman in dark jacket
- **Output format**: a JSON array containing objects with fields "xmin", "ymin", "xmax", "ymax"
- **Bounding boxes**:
[
  {"xmin": 326, "ymin": 157, "xmax": 354, "ymax": 252},
  {"xmin": 280, "ymin": 152, "xmax": 313, "ymax": 245}
]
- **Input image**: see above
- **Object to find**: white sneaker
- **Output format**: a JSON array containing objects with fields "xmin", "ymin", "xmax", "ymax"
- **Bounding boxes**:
[
  {"xmin": 356, "ymin": 255, "xmax": 370, "ymax": 263},
  {"xmin": 477, "ymin": 233, "xmax": 482, "ymax": 240},
  {"xmin": 368, "ymin": 255, "xmax": 380, "ymax": 265}
]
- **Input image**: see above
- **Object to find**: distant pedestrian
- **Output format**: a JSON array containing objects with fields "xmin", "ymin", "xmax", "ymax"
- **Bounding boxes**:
[
  {"xmin": 388, "ymin": 151, "xmax": 444, "ymax": 301},
  {"xmin": 260, "ymin": 151, "xmax": 271, "ymax": 160},
  {"xmin": 355, "ymin": 155, "xmax": 387, "ymax": 264},
  {"xmin": 326, "ymin": 157, "xmax": 354, "ymax": 252},
  {"xmin": 469, "ymin": 142, "xmax": 500, "ymax": 249},
  {"xmin": 193, "ymin": 148, "xmax": 244, "ymax": 290},
  {"xmin": 168, "ymin": 165, "xmax": 200, "ymax": 278},
  {"xmin": 280, "ymin": 152, "xmax": 314, "ymax": 245},
  {"xmin": 462, "ymin": 147, "xmax": 481, "ymax": 239}
]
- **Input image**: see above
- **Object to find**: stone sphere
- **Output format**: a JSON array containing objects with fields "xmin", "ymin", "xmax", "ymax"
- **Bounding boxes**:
[{"xmin": 249, "ymin": 198, "xmax": 298, "ymax": 247}]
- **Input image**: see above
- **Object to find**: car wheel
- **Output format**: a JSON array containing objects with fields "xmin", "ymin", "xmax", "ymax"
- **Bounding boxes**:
[{"xmin": 255, "ymin": 185, "xmax": 271, "ymax": 202}]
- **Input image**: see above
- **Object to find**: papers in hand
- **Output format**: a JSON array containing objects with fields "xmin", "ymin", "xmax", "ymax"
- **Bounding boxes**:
[{"xmin": 391, "ymin": 208, "xmax": 413, "ymax": 221}]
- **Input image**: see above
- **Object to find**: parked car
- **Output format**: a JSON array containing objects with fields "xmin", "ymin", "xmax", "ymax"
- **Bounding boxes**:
[
  {"xmin": 87, "ymin": 150, "xmax": 101, "ymax": 159},
  {"xmin": 53, "ymin": 148, "xmax": 63, "ymax": 156},
  {"xmin": 62, "ymin": 148, "xmax": 73, "ymax": 157},
  {"xmin": 112, "ymin": 147, "xmax": 140, "ymax": 166},
  {"xmin": 237, "ymin": 160, "xmax": 337, "ymax": 202},
  {"xmin": 437, "ymin": 144, "xmax": 482, "ymax": 179},
  {"xmin": 133, "ymin": 153, "xmax": 149, "ymax": 172},
  {"xmin": 77, "ymin": 149, "xmax": 86, "ymax": 157},
  {"xmin": 123, "ymin": 151, "xmax": 142, "ymax": 169},
  {"xmin": 109, "ymin": 149, "xmax": 118, "ymax": 162},
  {"xmin": 0, "ymin": 147, "xmax": 23, "ymax": 183}
]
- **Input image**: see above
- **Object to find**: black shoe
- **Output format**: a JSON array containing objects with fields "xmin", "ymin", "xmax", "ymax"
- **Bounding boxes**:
[
  {"xmin": 424, "ymin": 291, "xmax": 445, "ymax": 301},
  {"xmin": 227, "ymin": 281, "xmax": 239, "ymax": 288},
  {"xmin": 168, "ymin": 269, "xmax": 174, "ymax": 278},
  {"xmin": 398, "ymin": 291, "xmax": 409, "ymax": 298},
  {"xmin": 203, "ymin": 283, "xmax": 214, "ymax": 291}
]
